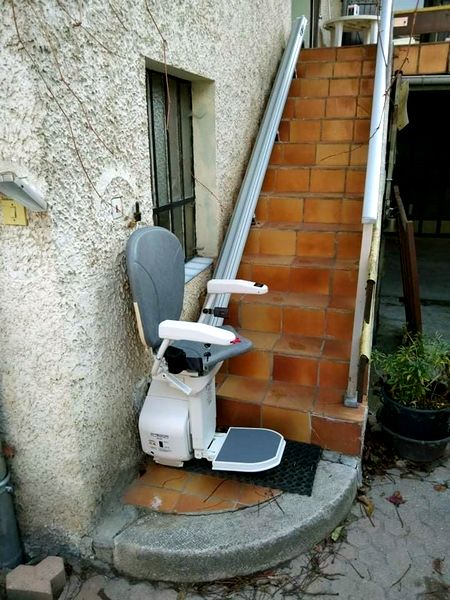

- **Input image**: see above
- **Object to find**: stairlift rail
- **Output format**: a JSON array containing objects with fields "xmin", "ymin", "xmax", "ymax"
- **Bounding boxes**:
[{"xmin": 200, "ymin": 16, "xmax": 307, "ymax": 327}]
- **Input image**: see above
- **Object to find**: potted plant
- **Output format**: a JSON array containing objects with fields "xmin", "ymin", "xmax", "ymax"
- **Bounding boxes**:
[{"xmin": 372, "ymin": 332, "xmax": 450, "ymax": 462}]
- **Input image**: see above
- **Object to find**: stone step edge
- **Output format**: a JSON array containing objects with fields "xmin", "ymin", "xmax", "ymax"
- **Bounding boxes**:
[{"xmin": 93, "ymin": 458, "xmax": 359, "ymax": 582}]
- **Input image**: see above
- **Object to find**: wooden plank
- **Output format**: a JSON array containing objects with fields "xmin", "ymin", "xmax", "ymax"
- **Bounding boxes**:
[
  {"xmin": 394, "ymin": 8, "xmax": 450, "ymax": 35},
  {"xmin": 394, "ymin": 186, "xmax": 422, "ymax": 334}
]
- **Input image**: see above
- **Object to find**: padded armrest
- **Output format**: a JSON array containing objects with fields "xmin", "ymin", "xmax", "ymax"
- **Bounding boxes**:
[
  {"xmin": 207, "ymin": 279, "xmax": 268, "ymax": 295},
  {"xmin": 159, "ymin": 320, "xmax": 238, "ymax": 345}
]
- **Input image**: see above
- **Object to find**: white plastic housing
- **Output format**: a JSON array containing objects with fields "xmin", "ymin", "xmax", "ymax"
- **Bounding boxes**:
[
  {"xmin": 139, "ymin": 388, "xmax": 193, "ymax": 465},
  {"xmin": 207, "ymin": 279, "xmax": 268, "ymax": 295},
  {"xmin": 159, "ymin": 320, "xmax": 237, "ymax": 344}
]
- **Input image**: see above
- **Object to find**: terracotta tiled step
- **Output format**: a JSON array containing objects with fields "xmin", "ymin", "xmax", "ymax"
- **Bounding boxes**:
[
  {"xmin": 299, "ymin": 45, "xmax": 377, "ymax": 63},
  {"xmin": 244, "ymin": 227, "xmax": 362, "ymax": 260},
  {"xmin": 122, "ymin": 461, "xmax": 281, "ymax": 514},
  {"xmin": 283, "ymin": 96, "xmax": 373, "ymax": 120},
  {"xmin": 262, "ymin": 166, "xmax": 368, "ymax": 195},
  {"xmin": 216, "ymin": 375, "xmax": 366, "ymax": 454},
  {"xmin": 270, "ymin": 142, "xmax": 368, "ymax": 167},
  {"xmin": 255, "ymin": 196, "xmax": 363, "ymax": 225},
  {"xmin": 288, "ymin": 77, "xmax": 374, "ymax": 99},
  {"xmin": 296, "ymin": 58, "xmax": 375, "ymax": 80},
  {"xmin": 237, "ymin": 254, "xmax": 358, "ymax": 296},
  {"xmin": 277, "ymin": 118, "xmax": 370, "ymax": 144},
  {"xmin": 227, "ymin": 302, "xmax": 354, "ymax": 344}
]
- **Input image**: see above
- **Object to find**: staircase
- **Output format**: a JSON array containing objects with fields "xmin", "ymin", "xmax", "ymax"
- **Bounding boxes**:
[{"xmin": 217, "ymin": 45, "xmax": 376, "ymax": 457}]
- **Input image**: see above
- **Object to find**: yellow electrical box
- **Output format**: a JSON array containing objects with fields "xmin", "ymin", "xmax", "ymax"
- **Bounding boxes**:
[{"xmin": 0, "ymin": 198, "xmax": 28, "ymax": 226}]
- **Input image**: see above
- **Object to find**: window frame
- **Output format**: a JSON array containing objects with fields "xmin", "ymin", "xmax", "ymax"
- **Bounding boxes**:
[{"xmin": 146, "ymin": 70, "xmax": 197, "ymax": 261}]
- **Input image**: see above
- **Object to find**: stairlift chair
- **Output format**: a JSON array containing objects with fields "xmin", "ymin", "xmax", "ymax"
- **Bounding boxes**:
[{"xmin": 126, "ymin": 226, "xmax": 286, "ymax": 472}]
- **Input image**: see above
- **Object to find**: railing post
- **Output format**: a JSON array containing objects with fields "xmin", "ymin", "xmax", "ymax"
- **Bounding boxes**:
[{"xmin": 345, "ymin": 0, "xmax": 394, "ymax": 407}]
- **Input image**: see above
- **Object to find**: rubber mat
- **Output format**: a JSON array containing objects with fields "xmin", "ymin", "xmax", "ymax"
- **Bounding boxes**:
[{"xmin": 183, "ymin": 440, "xmax": 321, "ymax": 496}]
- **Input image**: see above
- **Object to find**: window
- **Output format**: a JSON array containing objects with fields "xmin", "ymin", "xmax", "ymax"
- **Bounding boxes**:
[{"xmin": 146, "ymin": 71, "xmax": 196, "ymax": 261}]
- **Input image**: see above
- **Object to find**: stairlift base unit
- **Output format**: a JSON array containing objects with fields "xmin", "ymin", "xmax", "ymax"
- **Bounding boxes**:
[
  {"xmin": 139, "ymin": 393, "xmax": 193, "ymax": 467},
  {"xmin": 139, "ymin": 377, "xmax": 286, "ymax": 472}
]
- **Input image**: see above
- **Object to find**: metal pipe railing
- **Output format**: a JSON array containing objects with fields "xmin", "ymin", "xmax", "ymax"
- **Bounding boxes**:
[
  {"xmin": 361, "ymin": 0, "xmax": 394, "ymax": 224},
  {"xmin": 345, "ymin": 0, "xmax": 394, "ymax": 407},
  {"xmin": 199, "ymin": 16, "xmax": 307, "ymax": 327}
]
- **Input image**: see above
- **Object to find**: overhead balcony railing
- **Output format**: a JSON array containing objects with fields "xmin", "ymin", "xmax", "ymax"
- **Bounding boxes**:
[{"xmin": 199, "ymin": 16, "xmax": 307, "ymax": 327}]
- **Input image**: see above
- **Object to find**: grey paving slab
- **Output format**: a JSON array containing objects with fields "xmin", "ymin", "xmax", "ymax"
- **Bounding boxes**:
[{"xmin": 62, "ymin": 451, "xmax": 449, "ymax": 600}]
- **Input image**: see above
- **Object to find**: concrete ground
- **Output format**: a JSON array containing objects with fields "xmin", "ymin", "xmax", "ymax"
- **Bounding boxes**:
[{"xmin": 34, "ymin": 448, "xmax": 449, "ymax": 599}]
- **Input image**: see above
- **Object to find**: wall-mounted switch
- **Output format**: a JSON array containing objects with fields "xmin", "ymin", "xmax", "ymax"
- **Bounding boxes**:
[{"xmin": 1, "ymin": 198, "xmax": 28, "ymax": 226}]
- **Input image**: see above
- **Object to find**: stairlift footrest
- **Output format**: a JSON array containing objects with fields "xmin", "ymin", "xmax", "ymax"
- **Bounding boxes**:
[{"xmin": 211, "ymin": 427, "xmax": 286, "ymax": 472}]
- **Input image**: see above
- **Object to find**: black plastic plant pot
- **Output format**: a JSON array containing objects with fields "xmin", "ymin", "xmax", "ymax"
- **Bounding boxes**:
[
  {"xmin": 378, "ymin": 413, "xmax": 449, "ymax": 462},
  {"xmin": 380, "ymin": 387, "xmax": 450, "ymax": 441}
]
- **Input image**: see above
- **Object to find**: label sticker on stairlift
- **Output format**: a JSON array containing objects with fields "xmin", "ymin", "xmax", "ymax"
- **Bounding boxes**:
[{"xmin": 150, "ymin": 433, "xmax": 171, "ymax": 452}]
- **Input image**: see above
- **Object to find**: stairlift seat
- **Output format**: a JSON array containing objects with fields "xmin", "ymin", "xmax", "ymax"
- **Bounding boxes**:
[
  {"xmin": 126, "ymin": 226, "xmax": 285, "ymax": 472},
  {"xmin": 166, "ymin": 326, "xmax": 252, "ymax": 375}
]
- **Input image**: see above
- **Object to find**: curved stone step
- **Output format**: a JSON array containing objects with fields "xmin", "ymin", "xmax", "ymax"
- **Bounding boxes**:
[{"xmin": 95, "ymin": 456, "xmax": 358, "ymax": 582}]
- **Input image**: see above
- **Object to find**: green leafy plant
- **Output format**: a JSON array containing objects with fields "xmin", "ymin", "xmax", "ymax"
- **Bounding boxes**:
[{"xmin": 372, "ymin": 333, "xmax": 450, "ymax": 410}]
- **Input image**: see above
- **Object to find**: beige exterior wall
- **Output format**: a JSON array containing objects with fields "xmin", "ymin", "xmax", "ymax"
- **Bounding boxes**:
[{"xmin": 0, "ymin": 0, "xmax": 290, "ymax": 552}]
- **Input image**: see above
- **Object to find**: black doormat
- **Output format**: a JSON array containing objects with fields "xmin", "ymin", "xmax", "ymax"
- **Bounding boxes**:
[{"xmin": 183, "ymin": 440, "xmax": 322, "ymax": 496}]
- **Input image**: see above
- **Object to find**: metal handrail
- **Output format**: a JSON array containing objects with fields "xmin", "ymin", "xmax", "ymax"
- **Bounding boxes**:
[
  {"xmin": 199, "ymin": 16, "xmax": 307, "ymax": 327},
  {"xmin": 361, "ymin": 0, "xmax": 393, "ymax": 223},
  {"xmin": 345, "ymin": 0, "xmax": 394, "ymax": 407}
]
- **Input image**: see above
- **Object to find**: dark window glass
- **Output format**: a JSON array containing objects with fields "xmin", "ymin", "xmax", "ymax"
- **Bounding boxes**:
[{"xmin": 147, "ymin": 71, "xmax": 196, "ymax": 260}]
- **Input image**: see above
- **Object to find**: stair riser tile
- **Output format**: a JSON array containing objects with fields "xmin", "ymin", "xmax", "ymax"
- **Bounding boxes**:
[
  {"xmin": 290, "ymin": 267, "xmax": 331, "ymax": 295},
  {"xmin": 265, "ymin": 197, "xmax": 304, "ymax": 222},
  {"xmin": 290, "ymin": 79, "xmax": 330, "ymax": 98},
  {"xmin": 217, "ymin": 399, "xmax": 261, "ymax": 430},
  {"xmin": 240, "ymin": 304, "xmax": 282, "ymax": 333},
  {"xmin": 322, "ymin": 120, "xmax": 354, "ymax": 142},
  {"xmin": 262, "ymin": 407, "xmax": 311, "ymax": 443},
  {"xmin": 311, "ymin": 416, "xmax": 362, "ymax": 456},
  {"xmin": 273, "ymin": 355, "xmax": 318, "ymax": 386},
  {"xmin": 297, "ymin": 61, "xmax": 334, "ymax": 78},
  {"xmin": 333, "ymin": 61, "xmax": 363, "ymax": 77},
  {"xmin": 263, "ymin": 168, "xmax": 310, "ymax": 193},
  {"xmin": 296, "ymin": 231, "xmax": 336, "ymax": 258},
  {"xmin": 304, "ymin": 198, "xmax": 342, "ymax": 224},
  {"xmin": 326, "ymin": 310, "xmax": 355, "ymax": 341},
  {"xmin": 319, "ymin": 360, "xmax": 350, "ymax": 388},
  {"xmin": 228, "ymin": 351, "xmax": 272, "ymax": 380},
  {"xmin": 252, "ymin": 264, "xmax": 291, "ymax": 292},
  {"xmin": 310, "ymin": 169, "xmax": 346, "ymax": 193},
  {"xmin": 290, "ymin": 121, "xmax": 321, "ymax": 143},
  {"xmin": 346, "ymin": 170, "xmax": 366, "ymax": 195},
  {"xmin": 331, "ymin": 269, "xmax": 358, "ymax": 298},
  {"xmin": 316, "ymin": 143, "xmax": 350, "ymax": 166},
  {"xmin": 259, "ymin": 229, "xmax": 297, "ymax": 256},
  {"xmin": 283, "ymin": 307, "xmax": 326, "ymax": 337},
  {"xmin": 295, "ymin": 98, "xmax": 326, "ymax": 118},
  {"xmin": 299, "ymin": 47, "xmax": 337, "ymax": 62},
  {"xmin": 336, "ymin": 232, "xmax": 362, "ymax": 260},
  {"xmin": 325, "ymin": 97, "xmax": 357, "ymax": 118}
]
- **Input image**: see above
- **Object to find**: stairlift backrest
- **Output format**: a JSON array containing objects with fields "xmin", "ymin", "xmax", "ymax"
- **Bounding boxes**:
[{"xmin": 126, "ymin": 227, "xmax": 185, "ymax": 350}]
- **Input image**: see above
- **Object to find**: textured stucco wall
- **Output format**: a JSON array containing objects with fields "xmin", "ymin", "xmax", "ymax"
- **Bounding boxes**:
[{"xmin": 0, "ymin": 1, "xmax": 290, "ymax": 551}]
